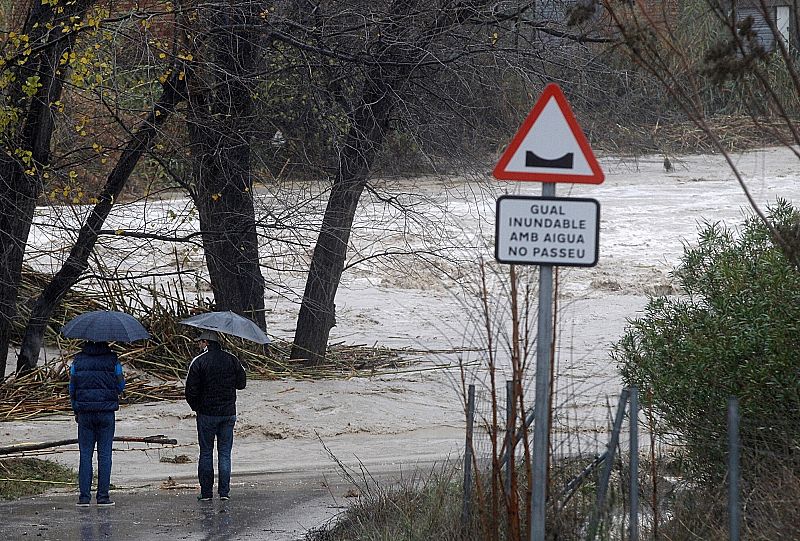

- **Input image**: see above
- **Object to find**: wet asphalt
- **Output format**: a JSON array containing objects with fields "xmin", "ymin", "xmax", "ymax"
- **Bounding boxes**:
[{"xmin": 0, "ymin": 473, "xmax": 355, "ymax": 541}]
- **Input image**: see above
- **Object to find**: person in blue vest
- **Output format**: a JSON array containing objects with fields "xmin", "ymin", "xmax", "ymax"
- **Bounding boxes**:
[
  {"xmin": 185, "ymin": 330, "xmax": 246, "ymax": 502},
  {"xmin": 69, "ymin": 341, "xmax": 125, "ymax": 507}
]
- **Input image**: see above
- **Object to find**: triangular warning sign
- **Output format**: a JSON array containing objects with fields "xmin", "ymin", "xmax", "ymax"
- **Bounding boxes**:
[{"xmin": 493, "ymin": 83, "xmax": 604, "ymax": 184}]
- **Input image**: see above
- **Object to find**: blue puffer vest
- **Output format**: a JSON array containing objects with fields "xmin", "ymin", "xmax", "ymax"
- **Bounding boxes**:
[{"xmin": 70, "ymin": 342, "xmax": 120, "ymax": 413}]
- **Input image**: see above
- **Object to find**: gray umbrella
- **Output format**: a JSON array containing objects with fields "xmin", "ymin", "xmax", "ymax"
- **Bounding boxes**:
[
  {"xmin": 61, "ymin": 310, "xmax": 150, "ymax": 342},
  {"xmin": 180, "ymin": 311, "xmax": 270, "ymax": 344}
]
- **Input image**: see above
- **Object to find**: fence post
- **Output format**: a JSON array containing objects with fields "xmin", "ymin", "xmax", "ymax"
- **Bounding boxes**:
[
  {"xmin": 499, "ymin": 405, "xmax": 535, "ymax": 470},
  {"xmin": 462, "ymin": 383, "xmax": 476, "ymax": 534},
  {"xmin": 728, "ymin": 396, "xmax": 740, "ymax": 541},
  {"xmin": 629, "ymin": 387, "xmax": 639, "ymax": 541},
  {"xmin": 587, "ymin": 388, "xmax": 630, "ymax": 541}
]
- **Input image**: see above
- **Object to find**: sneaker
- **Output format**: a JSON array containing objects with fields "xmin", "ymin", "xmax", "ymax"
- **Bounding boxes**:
[
  {"xmin": 76, "ymin": 500, "xmax": 91, "ymax": 507},
  {"xmin": 219, "ymin": 496, "xmax": 229, "ymax": 501},
  {"xmin": 197, "ymin": 495, "xmax": 212, "ymax": 502},
  {"xmin": 96, "ymin": 500, "xmax": 115, "ymax": 507}
]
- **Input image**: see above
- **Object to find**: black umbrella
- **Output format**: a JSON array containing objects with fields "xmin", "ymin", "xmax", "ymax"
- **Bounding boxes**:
[
  {"xmin": 61, "ymin": 310, "xmax": 150, "ymax": 342},
  {"xmin": 180, "ymin": 311, "xmax": 270, "ymax": 344}
]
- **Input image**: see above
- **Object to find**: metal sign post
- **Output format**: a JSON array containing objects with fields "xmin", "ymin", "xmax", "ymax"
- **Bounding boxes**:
[
  {"xmin": 530, "ymin": 181, "xmax": 555, "ymax": 541},
  {"xmin": 492, "ymin": 83, "xmax": 604, "ymax": 541}
]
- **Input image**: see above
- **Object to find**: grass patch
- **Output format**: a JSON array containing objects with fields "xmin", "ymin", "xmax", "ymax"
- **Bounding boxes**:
[
  {"xmin": 307, "ymin": 466, "xmax": 466, "ymax": 541},
  {"xmin": 308, "ymin": 454, "xmax": 800, "ymax": 540},
  {"xmin": 305, "ymin": 461, "xmax": 590, "ymax": 540},
  {"xmin": 0, "ymin": 458, "xmax": 76, "ymax": 500},
  {"xmin": 654, "ymin": 462, "xmax": 800, "ymax": 540}
]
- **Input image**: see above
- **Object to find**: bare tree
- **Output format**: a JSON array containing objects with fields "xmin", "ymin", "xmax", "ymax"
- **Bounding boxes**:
[
  {"xmin": 15, "ymin": 71, "xmax": 187, "ymax": 372},
  {"xmin": 184, "ymin": 1, "xmax": 267, "ymax": 329},
  {"xmin": 11, "ymin": 1, "xmax": 273, "ymax": 371},
  {"xmin": 0, "ymin": 0, "xmax": 96, "ymax": 376},
  {"xmin": 287, "ymin": 1, "xmax": 613, "ymax": 363}
]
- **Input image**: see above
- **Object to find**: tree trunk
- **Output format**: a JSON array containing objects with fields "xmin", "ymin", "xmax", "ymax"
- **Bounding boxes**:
[
  {"xmin": 289, "ymin": 0, "xmax": 443, "ymax": 365},
  {"xmin": 0, "ymin": 0, "xmax": 95, "ymax": 377},
  {"xmin": 291, "ymin": 76, "xmax": 394, "ymax": 364},
  {"xmin": 15, "ymin": 76, "xmax": 187, "ymax": 372},
  {"xmin": 186, "ymin": 5, "xmax": 266, "ymax": 330},
  {"xmin": 189, "ymin": 122, "xmax": 267, "ymax": 328},
  {"xmin": 0, "ymin": 173, "xmax": 38, "ymax": 377}
]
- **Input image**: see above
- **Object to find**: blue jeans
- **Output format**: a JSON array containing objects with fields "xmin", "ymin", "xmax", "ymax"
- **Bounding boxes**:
[
  {"xmin": 196, "ymin": 414, "xmax": 236, "ymax": 498},
  {"xmin": 77, "ymin": 411, "xmax": 116, "ymax": 502}
]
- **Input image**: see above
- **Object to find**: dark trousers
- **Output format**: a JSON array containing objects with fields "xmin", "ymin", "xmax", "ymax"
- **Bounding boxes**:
[
  {"xmin": 196, "ymin": 414, "xmax": 236, "ymax": 498},
  {"xmin": 77, "ymin": 411, "xmax": 116, "ymax": 502}
]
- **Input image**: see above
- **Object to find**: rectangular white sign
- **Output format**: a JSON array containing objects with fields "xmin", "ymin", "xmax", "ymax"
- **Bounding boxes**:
[{"xmin": 495, "ymin": 195, "xmax": 600, "ymax": 266}]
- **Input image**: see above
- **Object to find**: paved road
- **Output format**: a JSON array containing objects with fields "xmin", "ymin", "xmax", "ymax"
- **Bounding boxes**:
[{"xmin": 0, "ymin": 471, "xmax": 358, "ymax": 541}]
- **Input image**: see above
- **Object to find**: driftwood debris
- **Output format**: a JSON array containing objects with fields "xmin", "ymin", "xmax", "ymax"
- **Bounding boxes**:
[{"xmin": 0, "ymin": 435, "xmax": 177, "ymax": 456}]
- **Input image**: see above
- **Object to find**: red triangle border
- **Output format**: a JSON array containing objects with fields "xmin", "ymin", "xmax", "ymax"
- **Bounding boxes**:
[{"xmin": 492, "ymin": 83, "xmax": 604, "ymax": 184}]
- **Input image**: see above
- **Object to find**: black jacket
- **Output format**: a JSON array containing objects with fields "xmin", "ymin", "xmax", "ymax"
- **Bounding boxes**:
[{"xmin": 184, "ymin": 342, "xmax": 246, "ymax": 416}]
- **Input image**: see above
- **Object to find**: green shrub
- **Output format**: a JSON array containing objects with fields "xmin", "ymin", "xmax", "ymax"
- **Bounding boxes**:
[{"xmin": 612, "ymin": 200, "xmax": 800, "ymax": 482}]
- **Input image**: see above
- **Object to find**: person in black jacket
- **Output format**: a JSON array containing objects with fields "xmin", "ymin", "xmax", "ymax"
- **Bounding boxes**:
[
  {"xmin": 185, "ymin": 330, "xmax": 246, "ymax": 501},
  {"xmin": 69, "ymin": 341, "xmax": 125, "ymax": 507}
]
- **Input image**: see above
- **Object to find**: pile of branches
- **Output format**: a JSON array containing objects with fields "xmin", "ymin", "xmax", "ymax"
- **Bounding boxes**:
[
  {"xmin": 0, "ymin": 338, "xmax": 409, "ymax": 423},
  {"xmin": 2, "ymin": 271, "xmax": 416, "ymax": 423},
  {"xmin": 599, "ymin": 114, "xmax": 796, "ymax": 156},
  {"xmin": 0, "ymin": 362, "xmax": 183, "ymax": 422},
  {"xmin": 128, "ymin": 332, "xmax": 410, "ymax": 381},
  {"xmin": 124, "ymin": 288, "xmax": 411, "ymax": 380},
  {"xmin": 13, "ymin": 268, "xmax": 106, "ymax": 343}
]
